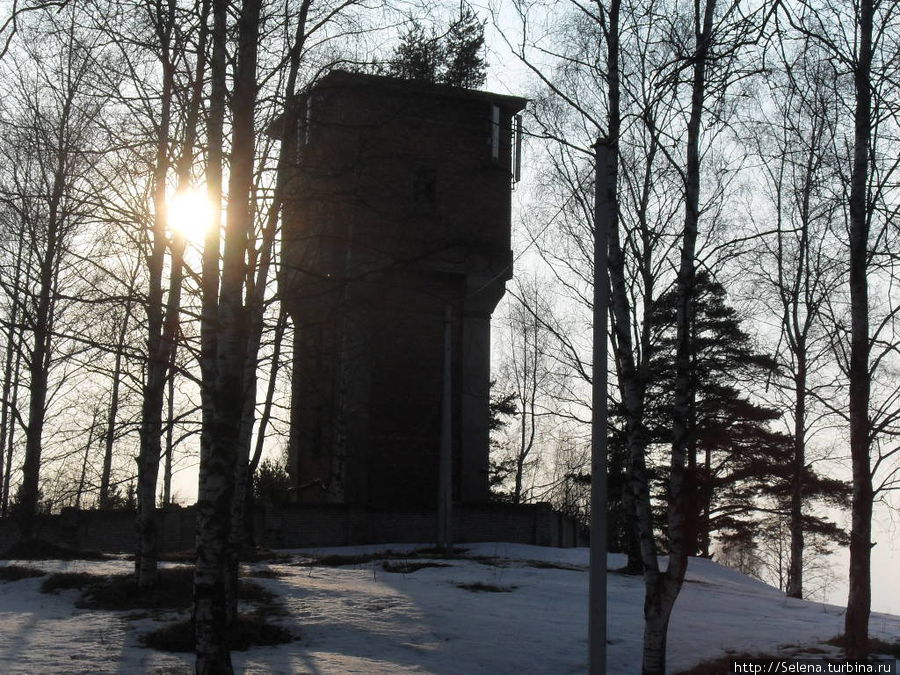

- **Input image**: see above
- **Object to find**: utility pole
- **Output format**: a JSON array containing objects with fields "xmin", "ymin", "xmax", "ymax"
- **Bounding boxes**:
[
  {"xmin": 438, "ymin": 303, "xmax": 453, "ymax": 552},
  {"xmin": 589, "ymin": 137, "xmax": 610, "ymax": 675}
]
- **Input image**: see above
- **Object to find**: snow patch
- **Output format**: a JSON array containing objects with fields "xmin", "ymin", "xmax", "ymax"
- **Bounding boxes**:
[{"xmin": 1, "ymin": 544, "xmax": 897, "ymax": 673}]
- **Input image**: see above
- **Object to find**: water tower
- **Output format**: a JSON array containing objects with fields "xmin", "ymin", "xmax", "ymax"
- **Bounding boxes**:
[{"xmin": 279, "ymin": 70, "xmax": 526, "ymax": 508}]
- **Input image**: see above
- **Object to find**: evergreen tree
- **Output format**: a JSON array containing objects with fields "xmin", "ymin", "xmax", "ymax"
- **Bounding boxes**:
[
  {"xmin": 644, "ymin": 273, "xmax": 777, "ymax": 555},
  {"xmin": 442, "ymin": 7, "xmax": 486, "ymax": 88},
  {"xmin": 487, "ymin": 383, "xmax": 517, "ymax": 502},
  {"xmin": 606, "ymin": 418, "xmax": 646, "ymax": 572},
  {"xmin": 388, "ymin": 7, "xmax": 487, "ymax": 89},
  {"xmin": 253, "ymin": 458, "xmax": 293, "ymax": 506},
  {"xmin": 645, "ymin": 273, "xmax": 847, "ymax": 558},
  {"xmin": 606, "ymin": 424, "xmax": 631, "ymax": 552},
  {"xmin": 388, "ymin": 19, "xmax": 442, "ymax": 83}
]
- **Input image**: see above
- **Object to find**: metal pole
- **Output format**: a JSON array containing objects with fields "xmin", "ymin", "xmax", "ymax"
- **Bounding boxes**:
[
  {"xmin": 438, "ymin": 304, "xmax": 453, "ymax": 552},
  {"xmin": 589, "ymin": 138, "xmax": 610, "ymax": 675}
]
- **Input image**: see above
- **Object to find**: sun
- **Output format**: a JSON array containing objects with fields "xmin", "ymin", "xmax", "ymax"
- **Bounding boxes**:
[{"xmin": 167, "ymin": 188, "xmax": 212, "ymax": 242}]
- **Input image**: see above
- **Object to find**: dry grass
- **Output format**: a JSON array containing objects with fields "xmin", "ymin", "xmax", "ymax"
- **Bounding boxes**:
[
  {"xmin": 77, "ymin": 568, "xmax": 194, "ymax": 610},
  {"xmin": 243, "ymin": 566, "xmax": 286, "ymax": 579},
  {"xmin": 825, "ymin": 635, "xmax": 900, "ymax": 658},
  {"xmin": 294, "ymin": 546, "xmax": 474, "ymax": 569},
  {"xmin": 1, "ymin": 539, "xmax": 107, "ymax": 561},
  {"xmin": 155, "ymin": 550, "xmax": 195, "ymax": 563},
  {"xmin": 17, "ymin": 552, "xmax": 293, "ymax": 656},
  {"xmin": 295, "ymin": 552, "xmax": 385, "ymax": 567},
  {"xmin": 0, "ymin": 565, "xmax": 46, "ymax": 582},
  {"xmin": 140, "ymin": 614, "xmax": 294, "ymax": 653},
  {"xmin": 41, "ymin": 572, "xmax": 100, "ymax": 594},
  {"xmin": 242, "ymin": 548, "xmax": 291, "ymax": 563},
  {"xmin": 676, "ymin": 637, "xmax": 900, "ymax": 675},
  {"xmin": 40, "ymin": 566, "xmax": 275, "ymax": 613},
  {"xmin": 456, "ymin": 582, "xmax": 516, "ymax": 593},
  {"xmin": 381, "ymin": 561, "xmax": 450, "ymax": 574},
  {"xmin": 675, "ymin": 651, "xmax": 775, "ymax": 674},
  {"xmin": 413, "ymin": 546, "xmax": 469, "ymax": 556},
  {"xmin": 151, "ymin": 547, "xmax": 288, "ymax": 564},
  {"xmin": 526, "ymin": 560, "xmax": 584, "ymax": 572}
]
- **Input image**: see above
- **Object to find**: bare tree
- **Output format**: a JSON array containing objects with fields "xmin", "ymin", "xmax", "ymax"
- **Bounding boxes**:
[
  {"xmin": 0, "ymin": 215, "xmax": 29, "ymax": 517},
  {"xmin": 501, "ymin": 0, "xmax": 774, "ymax": 670},
  {"xmin": 99, "ymin": 277, "xmax": 138, "ymax": 509},
  {"xmin": 744, "ymin": 32, "xmax": 847, "ymax": 599},
  {"xmin": 0, "ymin": 7, "xmax": 103, "ymax": 535},
  {"xmin": 786, "ymin": 0, "xmax": 900, "ymax": 655},
  {"xmin": 194, "ymin": 0, "xmax": 260, "ymax": 668},
  {"xmin": 496, "ymin": 276, "xmax": 560, "ymax": 504}
]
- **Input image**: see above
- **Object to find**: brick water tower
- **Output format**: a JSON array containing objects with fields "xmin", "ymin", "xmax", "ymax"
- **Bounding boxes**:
[{"xmin": 279, "ymin": 70, "xmax": 526, "ymax": 508}]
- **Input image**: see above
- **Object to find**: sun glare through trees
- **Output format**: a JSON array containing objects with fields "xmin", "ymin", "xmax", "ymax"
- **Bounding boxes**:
[{"xmin": 167, "ymin": 188, "xmax": 212, "ymax": 243}]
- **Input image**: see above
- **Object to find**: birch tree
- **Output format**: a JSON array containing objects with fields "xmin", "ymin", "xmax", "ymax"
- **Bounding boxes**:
[
  {"xmin": 744, "ymin": 32, "xmax": 847, "ymax": 599},
  {"xmin": 502, "ymin": 0, "xmax": 773, "ymax": 670},
  {"xmin": 496, "ymin": 277, "xmax": 559, "ymax": 504},
  {"xmin": 0, "ymin": 8, "xmax": 103, "ymax": 536},
  {"xmin": 786, "ymin": 0, "xmax": 900, "ymax": 655},
  {"xmin": 194, "ymin": 0, "xmax": 259, "ymax": 667}
]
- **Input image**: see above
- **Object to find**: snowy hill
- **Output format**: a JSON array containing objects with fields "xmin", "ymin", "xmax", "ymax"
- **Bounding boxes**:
[{"xmin": 0, "ymin": 543, "xmax": 897, "ymax": 674}]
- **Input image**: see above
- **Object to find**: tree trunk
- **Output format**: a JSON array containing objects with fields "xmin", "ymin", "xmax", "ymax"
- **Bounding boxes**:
[
  {"xmin": 603, "ymin": 0, "xmax": 646, "ymax": 576},
  {"xmin": 162, "ymin": 342, "xmax": 176, "ymax": 506},
  {"xmin": 0, "ymin": 226, "xmax": 26, "ymax": 518},
  {"xmin": 844, "ymin": 0, "xmax": 873, "ymax": 659},
  {"xmin": 236, "ymin": 309, "xmax": 289, "ymax": 557},
  {"xmin": 637, "ymin": 2, "xmax": 717, "ymax": 671},
  {"xmin": 786, "ymin": 358, "xmax": 806, "ymax": 599},
  {"xmin": 620, "ymin": 483, "xmax": 643, "ymax": 574},
  {"xmin": 19, "ymin": 260, "xmax": 53, "ymax": 536},
  {"xmin": 135, "ymin": 0, "xmax": 176, "ymax": 587},
  {"xmin": 159, "ymin": 236, "xmax": 185, "ymax": 510},
  {"xmin": 642, "ymin": 573, "xmax": 680, "ymax": 675},
  {"xmin": 19, "ymin": 142, "xmax": 67, "ymax": 538},
  {"xmin": 75, "ymin": 413, "xmax": 98, "ymax": 511},
  {"xmin": 226, "ymin": 2, "xmax": 311, "ymax": 597},
  {"xmin": 226, "ymin": 359, "xmax": 257, "ymax": 624},
  {"xmin": 513, "ymin": 328, "xmax": 528, "ymax": 505},
  {"xmin": 698, "ymin": 446, "xmax": 711, "ymax": 559},
  {"xmin": 195, "ymin": 0, "xmax": 258, "ymax": 670},
  {"xmin": 100, "ymin": 297, "xmax": 132, "ymax": 509},
  {"xmin": 2, "ymin": 323, "xmax": 23, "ymax": 518},
  {"xmin": 250, "ymin": 309, "xmax": 288, "ymax": 475}
]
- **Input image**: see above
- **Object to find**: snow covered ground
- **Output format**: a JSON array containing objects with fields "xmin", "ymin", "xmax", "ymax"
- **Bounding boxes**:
[{"xmin": 0, "ymin": 543, "xmax": 897, "ymax": 674}]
